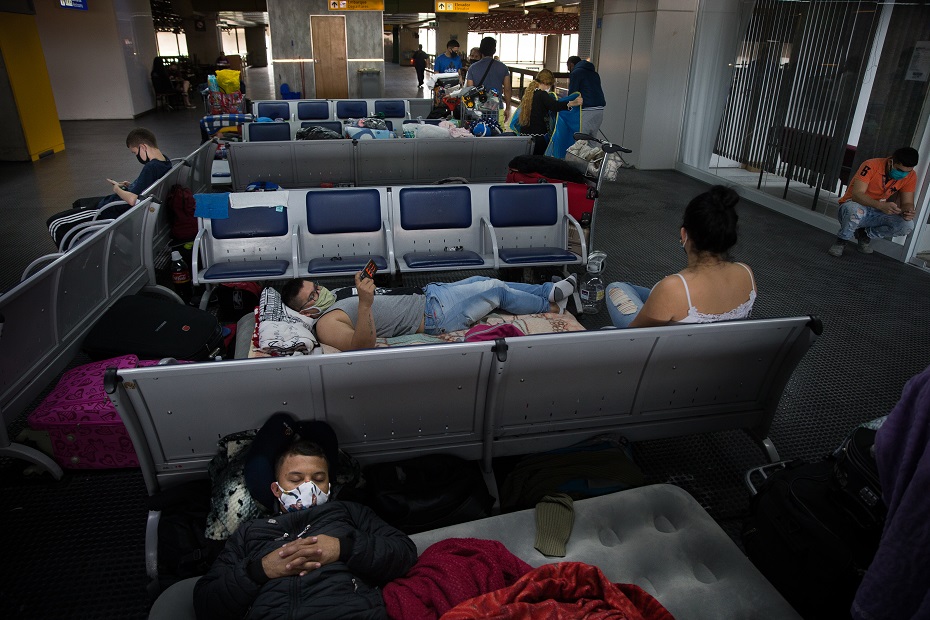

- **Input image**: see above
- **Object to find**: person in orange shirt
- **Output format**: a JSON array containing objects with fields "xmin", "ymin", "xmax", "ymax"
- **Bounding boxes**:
[{"xmin": 829, "ymin": 147, "xmax": 920, "ymax": 256}]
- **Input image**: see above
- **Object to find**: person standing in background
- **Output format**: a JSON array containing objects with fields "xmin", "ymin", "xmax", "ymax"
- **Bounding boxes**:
[
  {"xmin": 567, "ymin": 56, "xmax": 606, "ymax": 139},
  {"xmin": 413, "ymin": 45, "xmax": 428, "ymax": 88}
]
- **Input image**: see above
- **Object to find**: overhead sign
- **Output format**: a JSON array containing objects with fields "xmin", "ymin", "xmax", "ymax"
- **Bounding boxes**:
[
  {"xmin": 60, "ymin": 0, "xmax": 88, "ymax": 10},
  {"xmin": 435, "ymin": 1, "xmax": 489, "ymax": 13},
  {"xmin": 328, "ymin": 0, "xmax": 385, "ymax": 10}
]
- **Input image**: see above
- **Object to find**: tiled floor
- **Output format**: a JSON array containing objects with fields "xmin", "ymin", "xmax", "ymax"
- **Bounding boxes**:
[{"xmin": 1, "ymin": 60, "xmax": 929, "ymax": 619}]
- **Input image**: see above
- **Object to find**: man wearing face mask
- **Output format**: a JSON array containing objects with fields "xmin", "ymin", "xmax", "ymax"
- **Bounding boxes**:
[
  {"xmin": 829, "ymin": 147, "xmax": 920, "ymax": 257},
  {"xmin": 193, "ymin": 414, "xmax": 417, "ymax": 619},
  {"xmin": 280, "ymin": 271, "xmax": 578, "ymax": 352},
  {"xmin": 46, "ymin": 128, "xmax": 172, "ymax": 250},
  {"xmin": 433, "ymin": 39, "xmax": 462, "ymax": 75}
]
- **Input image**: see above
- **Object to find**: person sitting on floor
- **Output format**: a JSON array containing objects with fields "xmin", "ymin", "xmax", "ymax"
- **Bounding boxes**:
[
  {"xmin": 193, "ymin": 415, "xmax": 417, "ymax": 619},
  {"xmin": 281, "ymin": 273, "xmax": 578, "ymax": 352},
  {"xmin": 605, "ymin": 185, "xmax": 756, "ymax": 328}
]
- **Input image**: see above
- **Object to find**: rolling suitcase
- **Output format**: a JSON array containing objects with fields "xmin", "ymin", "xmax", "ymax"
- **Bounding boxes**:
[
  {"xmin": 83, "ymin": 294, "xmax": 223, "ymax": 361},
  {"xmin": 27, "ymin": 355, "xmax": 183, "ymax": 468},
  {"xmin": 742, "ymin": 429, "xmax": 884, "ymax": 619}
]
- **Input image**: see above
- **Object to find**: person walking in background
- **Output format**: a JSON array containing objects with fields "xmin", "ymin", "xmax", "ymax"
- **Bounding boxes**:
[
  {"xmin": 413, "ymin": 45, "xmax": 428, "ymax": 88},
  {"xmin": 567, "ymin": 56, "xmax": 606, "ymax": 139}
]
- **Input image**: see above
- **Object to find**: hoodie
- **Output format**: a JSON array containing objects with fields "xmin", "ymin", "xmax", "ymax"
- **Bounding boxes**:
[{"xmin": 568, "ymin": 60, "xmax": 606, "ymax": 108}]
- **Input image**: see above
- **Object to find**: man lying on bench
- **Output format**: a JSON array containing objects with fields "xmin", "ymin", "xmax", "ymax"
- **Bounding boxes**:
[{"xmin": 281, "ymin": 273, "xmax": 577, "ymax": 352}]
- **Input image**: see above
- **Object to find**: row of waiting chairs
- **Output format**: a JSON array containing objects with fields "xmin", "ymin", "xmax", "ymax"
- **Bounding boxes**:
[
  {"xmin": 252, "ymin": 98, "xmax": 409, "ymax": 124},
  {"xmin": 243, "ymin": 118, "xmax": 449, "ymax": 142},
  {"xmin": 191, "ymin": 183, "xmax": 586, "ymax": 290}
]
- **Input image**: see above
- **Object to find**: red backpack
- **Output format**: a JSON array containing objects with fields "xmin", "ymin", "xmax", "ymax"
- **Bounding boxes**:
[{"xmin": 166, "ymin": 184, "xmax": 198, "ymax": 241}]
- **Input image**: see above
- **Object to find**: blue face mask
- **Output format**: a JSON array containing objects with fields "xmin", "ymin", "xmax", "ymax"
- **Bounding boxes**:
[{"xmin": 889, "ymin": 168, "xmax": 908, "ymax": 180}]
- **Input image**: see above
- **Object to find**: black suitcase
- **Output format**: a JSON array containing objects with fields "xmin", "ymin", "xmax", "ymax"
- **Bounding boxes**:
[
  {"xmin": 742, "ymin": 442, "xmax": 884, "ymax": 619},
  {"xmin": 83, "ymin": 295, "xmax": 223, "ymax": 361}
]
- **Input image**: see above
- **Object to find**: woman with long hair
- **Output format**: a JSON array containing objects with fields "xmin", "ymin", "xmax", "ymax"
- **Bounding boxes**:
[
  {"xmin": 606, "ymin": 185, "xmax": 757, "ymax": 328},
  {"xmin": 515, "ymin": 69, "xmax": 582, "ymax": 155}
]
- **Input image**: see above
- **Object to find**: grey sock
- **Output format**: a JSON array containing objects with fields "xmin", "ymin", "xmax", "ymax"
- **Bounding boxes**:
[{"xmin": 549, "ymin": 274, "xmax": 577, "ymax": 302}]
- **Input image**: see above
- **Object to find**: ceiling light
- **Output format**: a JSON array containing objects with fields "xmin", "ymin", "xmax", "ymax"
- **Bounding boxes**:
[{"xmin": 524, "ymin": 0, "xmax": 555, "ymax": 5}]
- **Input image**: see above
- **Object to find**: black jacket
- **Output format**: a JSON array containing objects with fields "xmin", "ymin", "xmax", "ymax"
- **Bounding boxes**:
[{"xmin": 194, "ymin": 501, "xmax": 416, "ymax": 619}]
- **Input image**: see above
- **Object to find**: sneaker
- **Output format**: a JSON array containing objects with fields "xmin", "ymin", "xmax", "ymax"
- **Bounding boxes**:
[
  {"xmin": 828, "ymin": 241, "xmax": 845, "ymax": 257},
  {"xmin": 855, "ymin": 229, "xmax": 873, "ymax": 254}
]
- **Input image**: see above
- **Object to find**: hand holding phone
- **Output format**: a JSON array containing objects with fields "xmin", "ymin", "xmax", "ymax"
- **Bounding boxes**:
[
  {"xmin": 106, "ymin": 178, "xmax": 128, "ymax": 191},
  {"xmin": 361, "ymin": 259, "xmax": 378, "ymax": 280}
]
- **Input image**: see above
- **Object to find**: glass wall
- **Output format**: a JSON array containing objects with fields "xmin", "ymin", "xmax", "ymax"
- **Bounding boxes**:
[
  {"xmin": 701, "ymin": 0, "xmax": 930, "ymax": 243},
  {"xmin": 156, "ymin": 31, "xmax": 188, "ymax": 57}
]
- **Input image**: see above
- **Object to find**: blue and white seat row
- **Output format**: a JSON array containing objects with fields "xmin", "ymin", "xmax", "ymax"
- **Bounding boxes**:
[
  {"xmin": 243, "ymin": 118, "xmax": 449, "ymax": 142},
  {"xmin": 190, "ymin": 183, "xmax": 587, "ymax": 289},
  {"xmin": 251, "ymin": 98, "xmax": 410, "ymax": 126}
]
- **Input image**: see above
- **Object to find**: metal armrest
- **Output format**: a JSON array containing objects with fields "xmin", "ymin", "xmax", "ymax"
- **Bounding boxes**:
[
  {"xmin": 60, "ymin": 219, "xmax": 115, "ymax": 252},
  {"xmin": 21, "ymin": 253, "xmax": 64, "ymax": 281},
  {"xmin": 565, "ymin": 213, "xmax": 587, "ymax": 264},
  {"xmin": 382, "ymin": 220, "xmax": 396, "ymax": 274},
  {"xmin": 479, "ymin": 216, "xmax": 500, "ymax": 270},
  {"xmin": 190, "ymin": 228, "xmax": 206, "ymax": 285}
]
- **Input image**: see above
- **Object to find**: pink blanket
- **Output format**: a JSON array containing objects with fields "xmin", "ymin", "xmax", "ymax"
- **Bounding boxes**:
[{"xmin": 384, "ymin": 538, "xmax": 533, "ymax": 620}]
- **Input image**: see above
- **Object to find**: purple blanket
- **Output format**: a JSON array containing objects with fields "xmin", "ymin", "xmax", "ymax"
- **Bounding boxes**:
[{"xmin": 852, "ymin": 364, "xmax": 930, "ymax": 619}]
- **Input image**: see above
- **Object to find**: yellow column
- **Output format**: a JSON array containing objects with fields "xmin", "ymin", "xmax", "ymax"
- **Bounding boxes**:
[{"xmin": 0, "ymin": 13, "xmax": 65, "ymax": 161}]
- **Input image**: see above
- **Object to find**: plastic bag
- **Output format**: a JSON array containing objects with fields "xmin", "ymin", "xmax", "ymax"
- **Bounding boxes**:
[
  {"xmin": 296, "ymin": 126, "xmax": 342, "ymax": 140},
  {"xmin": 215, "ymin": 69, "xmax": 241, "ymax": 94}
]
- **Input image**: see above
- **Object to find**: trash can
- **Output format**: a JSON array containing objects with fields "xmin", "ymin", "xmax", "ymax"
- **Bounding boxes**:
[{"xmin": 357, "ymin": 68, "xmax": 381, "ymax": 98}]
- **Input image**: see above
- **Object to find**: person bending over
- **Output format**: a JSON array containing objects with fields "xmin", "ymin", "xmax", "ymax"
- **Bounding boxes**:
[
  {"xmin": 194, "ymin": 439, "xmax": 416, "ymax": 619},
  {"xmin": 606, "ymin": 185, "xmax": 756, "ymax": 328},
  {"xmin": 516, "ymin": 69, "xmax": 582, "ymax": 155},
  {"xmin": 828, "ymin": 147, "xmax": 919, "ymax": 257},
  {"xmin": 281, "ymin": 273, "xmax": 578, "ymax": 352}
]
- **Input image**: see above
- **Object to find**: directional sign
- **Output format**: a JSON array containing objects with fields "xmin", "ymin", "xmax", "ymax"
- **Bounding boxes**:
[
  {"xmin": 328, "ymin": 0, "xmax": 385, "ymax": 10},
  {"xmin": 435, "ymin": 1, "xmax": 489, "ymax": 13}
]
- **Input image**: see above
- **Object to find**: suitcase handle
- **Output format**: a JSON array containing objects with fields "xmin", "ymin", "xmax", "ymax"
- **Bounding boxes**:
[{"xmin": 744, "ymin": 460, "xmax": 790, "ymax": 496}]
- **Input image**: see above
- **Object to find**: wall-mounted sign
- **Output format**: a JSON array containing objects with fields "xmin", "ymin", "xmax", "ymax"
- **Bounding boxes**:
[
  {"xmin": 327, "ymin": 0, "xmax": 385, "ymax": 10},
  {"xmin": 435, "ymin": 1, "xmax": 488, "ymax": 13},
  {"xmin": 60, "ymin": 0, "xmax": 88, "ymax": 10}
]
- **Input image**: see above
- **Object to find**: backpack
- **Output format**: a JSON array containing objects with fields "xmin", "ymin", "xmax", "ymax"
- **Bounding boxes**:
[{"xmin": 166, "ymin": 184, "xmax": 197, "ymax": 242}]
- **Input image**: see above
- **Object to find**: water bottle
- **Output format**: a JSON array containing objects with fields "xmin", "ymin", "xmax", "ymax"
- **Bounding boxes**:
[
  {"xmin": 170, "ymin": 250, "xmax": 193, "ymax": 305},
  {"xmin": 579, "ymin": 251, "xmax": 607, "ymax": 314}
]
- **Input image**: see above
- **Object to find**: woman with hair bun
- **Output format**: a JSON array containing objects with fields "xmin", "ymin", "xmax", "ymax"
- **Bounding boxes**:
[
  {"xmin": 515, "ymin": 69, "xmax": 582, "ymax": 155},
  {"xmin": 606, "ymin": 185, "xmax": 756, "ymax": 328}
]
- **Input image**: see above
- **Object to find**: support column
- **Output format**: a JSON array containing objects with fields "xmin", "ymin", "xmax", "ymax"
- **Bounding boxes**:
[
  {"xmin": 245, "ymin": 26, "xmax": 267, "ymax": 67},
  {"xmin": 182, "ymin": 14, "xmax": 222, "ymax": 66},
  {"xmin": 598, "ymin": 0, "xmax": 699, "ymax": 169},
  {"xmin": 434, "ymin": 14, "xmax": 468, "ymax": 54},
  {"xmin": 544, "ymin": 34, "xmax": 561, "ymax": 72}
]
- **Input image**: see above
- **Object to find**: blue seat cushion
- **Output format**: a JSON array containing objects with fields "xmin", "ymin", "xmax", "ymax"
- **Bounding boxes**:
[
  {"xmin": 203, "ymin": 260, "xmax": 290, "ymax": 280},
  {"xmin": 248, "ymin": 123, "xmax": 291, "ymax": 142},
  {"xmin": 336, "ymin": 100, "xmax": 368, "ymax": 119},
  {"xmin": 489, "ymin": 185, "xmax": 558, "ymax": 227},
  {"xmin": 297, "ymin": 101, "xmax": 330, "ymax": 120},
  {"xmin": 307, "ymin": 255, "xmax": 387, "ymax": 274},
  {"xmin": 374, "ymin": 100, "xmax": 406, "ymax": 117},
  {"xmin": 212, "ymin": 206, "xmax": 289, "ymax": 239},
  {"xmin": 256, "ymin": 102, "xmax": 290, "ymax": 120},
  {"xmin": 306, "ymin": 189, "xmax": 382, "ymax": 233},
  {"xmin": 403, "ymin": 251, "xmax": 484, "ymax": 269},
  {"xmin": 399, "ymin": 186, "xmax": 472, "ymax": 230},
  {"xmin": 498, "ymin": 247, "xmax": 577, "ymax": 264}
]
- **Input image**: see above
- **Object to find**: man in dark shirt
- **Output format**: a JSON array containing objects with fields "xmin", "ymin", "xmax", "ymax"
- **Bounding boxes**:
[
  {"xmin": 413, "ymin": 44, "xmax": 428, "ymax": 87},
  {"xmin": 567, "ymin": 56, "xmax": 607, "ymax": 140},
  {"xmin": 46, "ymin": 128, "xmax": 172, "ymax": 249}
]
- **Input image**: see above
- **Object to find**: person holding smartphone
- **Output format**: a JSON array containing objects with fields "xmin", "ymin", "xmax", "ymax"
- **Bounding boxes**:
[
  {"xmin": 281, "ymin": 271, "xmax": 578, "ymax": 352},
  {"xmin": 46, "ymin": 128, "xmax": 172, "ymax": 249}
]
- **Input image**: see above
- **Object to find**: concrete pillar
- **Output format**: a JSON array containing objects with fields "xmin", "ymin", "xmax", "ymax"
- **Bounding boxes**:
[
  {"xmin": 182, "ymin": 15, "xmax": 222, "ymax": 66},
  {"xmin": 245, "ymin": 26, "xmax": 267, "ymax": 67},
  {"xmin": 33, "ymin": 0, "xmax": 157, "ymax": 120},
  {"xmin": 598, "ymin": 0, "xmax": 699, "ymax": 169},
  {"xmin": 544, "ymin": 34, "xmax": 561, "ymax": 72},
  {"xmin": 267, "ymin": 0, "xmax": 384, "ymax": 98},
  {"xmin": 434, "ymin": 14, "xmax": 468, "ymax": 54},
  {"xmin": 398, "ymin": 26, "xmax": 419, "ymax": 66}
]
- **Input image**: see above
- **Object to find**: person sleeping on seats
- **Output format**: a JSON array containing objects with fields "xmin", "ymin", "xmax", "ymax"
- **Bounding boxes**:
[
  {"xmin": 605, "ymin": 185, "xmax": 756, "ymax": 328},
  {"xmin": 193, "ymin": 428, "xmax": 416, "ymax": 619},
  {"xmin": 280, "ymin": 272, "xmax": 578, "ymax": 352}
]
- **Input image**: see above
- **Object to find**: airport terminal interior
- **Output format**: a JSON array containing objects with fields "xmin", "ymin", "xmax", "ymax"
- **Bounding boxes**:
[{"xmin": 1, "ymin": 1, "xmax": 929, "ymax": 618}]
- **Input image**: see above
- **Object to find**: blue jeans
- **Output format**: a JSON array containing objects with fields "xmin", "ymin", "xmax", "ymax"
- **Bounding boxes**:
[
  {"xmin": 606, "ymin": 282, "xmax": 652, "ymax": 329},
  {"xmin": 837, "ymin": 200, "xmax": 915, "ymax": 241},
  {"xmin": 423, "ymin": 276, "xmax": 553, "ymax": 334}
]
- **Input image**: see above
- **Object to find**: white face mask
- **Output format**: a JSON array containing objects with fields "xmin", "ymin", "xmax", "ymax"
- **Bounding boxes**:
[{"xmin": 276, "ymin": 480, "xmax": 330, "ymax": 513}]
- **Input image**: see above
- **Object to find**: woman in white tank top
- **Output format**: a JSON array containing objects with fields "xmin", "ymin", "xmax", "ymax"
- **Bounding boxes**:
[{"xmin": 606, "ymin": 185, "xmax": 756, "ymax": 328}]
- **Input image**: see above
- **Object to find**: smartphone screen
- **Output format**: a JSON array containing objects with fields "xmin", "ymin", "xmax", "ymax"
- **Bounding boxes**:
[{"xmin": 362, "ymin": 259, "xmax": 378, "ymax": 280}]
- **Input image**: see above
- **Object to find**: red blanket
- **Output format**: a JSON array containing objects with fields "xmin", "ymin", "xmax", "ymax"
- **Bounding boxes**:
[
  {"xmin": 384, "ymin": 538, "xmax": 533, "ymax": 620},
  {"xmin": 440, "ymin": 562, "xmax": 675, "ymax": 620}
]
